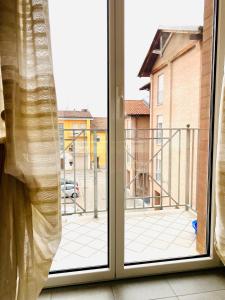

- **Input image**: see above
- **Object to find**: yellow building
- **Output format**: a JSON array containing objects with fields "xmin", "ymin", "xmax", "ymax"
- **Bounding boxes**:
[
  {"xmin": 58, "ymin": 111, "xmax": 107, "ymax": 170},
  {"xmin": 90, "ymin": 117, "xmax": 107, "ymax": 169},
  {"xmin": 58, "ymin": 109, "xmax": 93, "ymax": 170}
]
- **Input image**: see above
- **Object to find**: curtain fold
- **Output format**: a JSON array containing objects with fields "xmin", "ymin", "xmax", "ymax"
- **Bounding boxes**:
[
  {"xmin": 215, "ymin": 61, "xmax": 225, "ymax": 264},
  {"xmin": 0, "ymin": 0, "xmax": 61, "ymax": 299}
]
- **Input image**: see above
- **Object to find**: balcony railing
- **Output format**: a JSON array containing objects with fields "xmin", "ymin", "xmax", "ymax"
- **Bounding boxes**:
[{"xmin": 59, "ymin": 127, "xmax": 200, "ymax": 216}]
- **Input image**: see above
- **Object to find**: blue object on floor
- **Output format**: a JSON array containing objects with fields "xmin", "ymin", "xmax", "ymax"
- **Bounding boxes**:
[{"xmin": 192, "ymin": 219, "xmax": 197, "ymax": 234}]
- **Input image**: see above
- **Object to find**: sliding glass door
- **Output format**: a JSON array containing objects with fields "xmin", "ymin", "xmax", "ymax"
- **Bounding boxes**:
[
  {"xmin": 48, "ymin": 0, "xmax": 112, "ymax": 275},
  {"xmin": 116, "ymin": 0, "xmax": 218, "ymax": 278},
  {"xmin": 47, "ymin": 0, "xmax": 218, "ymax": 286}
]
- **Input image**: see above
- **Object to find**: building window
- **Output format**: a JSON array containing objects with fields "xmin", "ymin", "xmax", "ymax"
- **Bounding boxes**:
[
  {"xmin": 157, "ymin": 73, "xmax": 164, "ymax": 105},
  {"xmin": 156, "ymin": 158, "xmax": 161, "ymax": 182},
  {"xmin": 156, "ymin": 115, "xmax": 163, "ymax": 144}
]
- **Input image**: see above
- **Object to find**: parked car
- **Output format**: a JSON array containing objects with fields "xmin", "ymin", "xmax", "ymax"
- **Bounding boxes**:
[
  {"xmin": 60, "ymin": 178, "xmax": 75, "ymax": 185},
  {"xmin": 61, "ymin": 180, "xmax": 80, "ymax": 198}
]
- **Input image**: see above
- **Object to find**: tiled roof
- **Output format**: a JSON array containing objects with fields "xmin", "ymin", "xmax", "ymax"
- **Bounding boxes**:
[
  {"xmin": 91, "ymin": 117, "xmax": 107, "ymax": 129},
  {"xmin": 58, "ymin": 110, "xmax": 93, "ymax": 119},
  {"xmin": 124, "ymin": 100, "xmax": 150, "ymax": 116}
]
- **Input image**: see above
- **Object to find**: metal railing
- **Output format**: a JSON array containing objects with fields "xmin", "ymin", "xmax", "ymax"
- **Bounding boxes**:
[
  {"xmin": 59, "ymin": 126, "xmax": 200, "ymax": 216},
  {"xmin": 60, "ymin": 128, "xmax": 107, "ymax": 216},
  {"xmin": 125, "ymin": 126, "xmax": 200, "ymax": 213}
]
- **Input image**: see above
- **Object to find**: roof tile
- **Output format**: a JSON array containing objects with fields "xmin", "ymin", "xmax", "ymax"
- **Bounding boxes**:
[
  {"xmin": 58, "ymin": 110, "xmax": 92, "ymax": 119},
  {"xmin": 124, "ymin": 100, "xmax": 150, "ymax": 116}
]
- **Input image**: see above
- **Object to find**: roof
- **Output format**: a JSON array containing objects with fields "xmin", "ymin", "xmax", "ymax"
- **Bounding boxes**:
[
  {"xmin": 140, "ymin": 83, "xmax": 151, "ymax": 91},
  {"xmin": 124, "ymin": 100, "xmax": 150, "ymax": 116},
  {"xmin": 138, "ymin": 26, "xmax": 203, "ymax": 77},
  {"xmin": 91, "ymin": 117, "xmax": 107, "ymax": 130},
  {"xmin": 58, "ymin": 110, "xmax": 93, "ymax": 119}
]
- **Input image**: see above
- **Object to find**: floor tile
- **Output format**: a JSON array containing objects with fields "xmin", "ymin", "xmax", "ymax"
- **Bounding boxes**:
[
  {"xmin": 178, "ymin": 290, "xmax": 225, "ymax": 300},
  {"xmin": 52, "ymin": 209, "xmax": 198, "ymax": 271},
  {"xmin": 167, "ymin": 269, "xmax": 225, "ymax": 296},
  {"xmin": 112, "ymin": 277, "xmax": 175, "ymax": 300},
  {"xmin": 51, "ymin": 285, "xmax": 114, "ymax": 300}
]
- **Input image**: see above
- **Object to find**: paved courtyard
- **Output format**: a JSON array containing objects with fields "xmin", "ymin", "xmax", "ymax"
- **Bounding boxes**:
[
  {"xmin": 61, "ymin": 169, "xmax": 107, "ymax": 215},
  {"xmin": 51, "ymin": 208, "xmax": 198, "ymax": 271}
]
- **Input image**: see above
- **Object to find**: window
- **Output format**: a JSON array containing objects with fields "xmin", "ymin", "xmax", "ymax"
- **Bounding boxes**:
[
  {"xmin": 48, "ymin": 0, "xmax": 217, "ymax": 285},
  {"xmin": 156, "ymin": 158, "xmax": 161, "ymax": 182},
  {"xmin": 156, "ymin": 115, "xmax": 163, "ymax": 144},
  {"xmin": 157, "ymin": 73, "xmax": 164, "ymax": 105}
]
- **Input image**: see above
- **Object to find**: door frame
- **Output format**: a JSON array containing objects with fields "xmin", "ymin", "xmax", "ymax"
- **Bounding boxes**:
[
  {"xmin": 46, "ymin": 0, "xmax": 116, "ymax": 287},
  {"xmin": 46, "ymin": 0, "xmax": 223, "ymax": 288},
  {"xmin": 114, "ymin": 0, "xmax": 222, "ymax": 279}
]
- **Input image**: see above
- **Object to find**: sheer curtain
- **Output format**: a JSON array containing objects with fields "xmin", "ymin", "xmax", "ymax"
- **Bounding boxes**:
[
  {"xmin": 0, "ymin": 0, "xmax": 61, "ymax": 299},
  {"xmin": 215, "ymin": 62, "xmax": 225, "ymax": 264}
]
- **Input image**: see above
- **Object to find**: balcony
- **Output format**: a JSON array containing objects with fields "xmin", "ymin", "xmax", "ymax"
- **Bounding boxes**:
[{"xmin": 51, "ymin": 127, "xmax": 201, "ymax": 271}]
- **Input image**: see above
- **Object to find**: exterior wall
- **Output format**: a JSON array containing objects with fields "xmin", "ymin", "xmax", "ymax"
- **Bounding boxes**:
[
  {"xmin": 125, "ymin": 116, "xmax": 136, "ymax": 197},
  {"xmin": 151, "ymin": 34, "xmax": 202, "ymax": 129},
  {"xmin": 58, "ymin": 118, "xmax": 91, "ymax": 170},
  {"xmin": 90, "ymin": 130, "xmax": 107, "ymax": 169},
  {"xmin": 149, "ymin": 34, "xmax": 202, "ymax": 209},
  {"xmin": 59, "ymin": 116, "xmax": 108, "ymax": 170},
  {"xmin": 196, "ymin": 0, "xmax": 214, "ymax": 254},
  {"xmin": 135, "ymin": 116, "xmax": 150, "ymax": 196},
  {"xmin": 125, "ymin": 115, "xmax": 150, "ymax": 198}
]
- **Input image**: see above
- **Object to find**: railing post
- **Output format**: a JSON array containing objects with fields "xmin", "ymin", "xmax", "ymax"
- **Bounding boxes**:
[
  {"xmin": 63, "ymin": 129, "xmax": 66, "ymax": 215},
  {"xmin": 160, "ymin": 128, "xmax": 163, "ymax": 210},
  {"xmin": 83, "ymin": 129, "xmax": 87, "ymax": 211},
  {"xmin": 94, "ymin": 131, "xmax": 98, "ymax": 218},
  {"xmin": 73, "ymin": 129, "xmax": 77, "ymax": 214},
  {"xmin": 185, "ymin": 124, "xmax": 191, "ymax": 211}
]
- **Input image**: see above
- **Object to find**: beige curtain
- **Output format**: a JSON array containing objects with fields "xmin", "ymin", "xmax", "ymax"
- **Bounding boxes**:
[
  {"xmin": 215, "ymin": 62, "xmax": 225, "ymax": 264},
  {"xmin": 0, "ymin": 0, "xmax": 61, "ymax": 299}
]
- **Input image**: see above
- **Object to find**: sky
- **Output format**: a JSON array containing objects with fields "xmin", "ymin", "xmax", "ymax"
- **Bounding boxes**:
[{"xmin": 48, "ymin": 0, "xmax": 204, "ymax": 117}]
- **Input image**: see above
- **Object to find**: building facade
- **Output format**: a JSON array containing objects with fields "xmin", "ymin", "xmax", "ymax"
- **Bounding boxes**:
[
  {"xmin": 138, "ymin": 27, "xmax": 203, "ymax": 209},
  {"xmin": 58, "ymin": 109, "xmax": 93, "ymax": 170},
  {"xmin": 124, "ymin": 100, "xmax": 150, "ymax": 200},
  {"xmin": 90, "ymin": 117, "xmax": 107, "ymax": 169}
]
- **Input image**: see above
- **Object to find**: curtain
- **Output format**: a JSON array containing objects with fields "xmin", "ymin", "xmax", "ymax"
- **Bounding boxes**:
[
  {"xmin": 0, "ymin": 0, "xmax": 61, "ymax": 299},
  {"xmin": 215, "ymin": 62, "xmax": 225, "ymax": 264}
]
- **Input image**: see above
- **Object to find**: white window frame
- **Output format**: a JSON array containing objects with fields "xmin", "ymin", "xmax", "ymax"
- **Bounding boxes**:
[
  {"xmin": 156, "ymin": 115, "xmax": 163, "ymax": 145},
  {"xmin": 157, "ymin": 73, "xmax": 164, "ymax": 105},
  {"xmin": 47, "ymin": 0, "xmax": 221, "ymax": 288},
  {"xmin": 156, "ymin": 157, "xmax": 161, "ymax": 182},
  {"xmin": 114, "ymin": 0, "xmax": 220, "ymax": 280}
]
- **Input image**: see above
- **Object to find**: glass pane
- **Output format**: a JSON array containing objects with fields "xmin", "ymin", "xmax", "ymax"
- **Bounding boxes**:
[
  {"xmin": 49, "ymin": 0, "xmax": 108, "ymax": 272},
  {"xmin": 124, "ymin": 0, "xmax": 213, "ymax": 264}
]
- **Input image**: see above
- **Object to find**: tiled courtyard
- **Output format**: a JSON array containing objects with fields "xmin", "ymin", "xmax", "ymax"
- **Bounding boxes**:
[{"xmin": 51, "ymin": 208, "xmax": 198, "ymax": 271}]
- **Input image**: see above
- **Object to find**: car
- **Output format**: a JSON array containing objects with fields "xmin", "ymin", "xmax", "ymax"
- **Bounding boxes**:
[
  {"xmin": 61, "ymin": 181, "xmax": 80, "ymax": 198},
  {"xmin": 61, "ymin": 178, "xmax": 75, "ymax": 185}
]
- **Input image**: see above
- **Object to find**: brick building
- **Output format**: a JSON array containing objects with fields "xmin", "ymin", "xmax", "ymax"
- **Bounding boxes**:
[
  {"xmin": 124, "ymin": 100, "xmax": 150, "ymax": 200},
  {"xmin": 138, "ymin": 26, "xmax": 203, "ymax": 211},
  {"xmin": 138, "ymin": 12, "xmax": 214, "ymax": 253}
]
